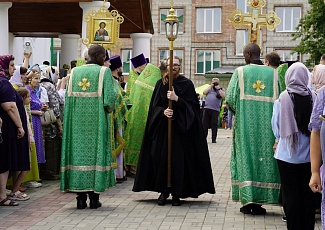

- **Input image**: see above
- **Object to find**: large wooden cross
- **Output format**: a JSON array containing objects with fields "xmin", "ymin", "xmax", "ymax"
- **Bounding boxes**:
[{"xmin": 228, "ymin": 0, "xmax": 280, "ymax": 49}]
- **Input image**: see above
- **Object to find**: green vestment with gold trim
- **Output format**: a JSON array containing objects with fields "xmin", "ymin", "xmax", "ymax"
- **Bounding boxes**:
[
  {"xmin": 124, "ymin": 63, "xmax": 161, "ymax": 167},
  {"xmin": 277, "ymin": 63, "xmax": 288, "ymax": 93},
  {"xmin": 60, "ymin": 64, "xmax": 118, "ymax": 193},
  {"xmin": 110, "ymin": 82, "xmax": 128, "ymax": 177},
  {"xmin": 126, "ymin": 69, "xmax": 139, "ymax": 99},
  {"xmin": 226, "ymin": 64, "xmax": 281, "ymax": 205}
]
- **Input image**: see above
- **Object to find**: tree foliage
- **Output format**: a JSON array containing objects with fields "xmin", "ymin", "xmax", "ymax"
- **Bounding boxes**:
[{"xmin": 292, "ymin": 0, "xmax": 325, "ymax": 66}]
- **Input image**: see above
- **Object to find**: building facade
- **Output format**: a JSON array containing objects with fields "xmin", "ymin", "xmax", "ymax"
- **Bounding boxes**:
[
  {"xmin": 6, "ymin": 0, "xmax": 310, "ymax": 88},
  {"xmin": 119, "ymin": 0, "xmax": 310, "ymax": 87}
]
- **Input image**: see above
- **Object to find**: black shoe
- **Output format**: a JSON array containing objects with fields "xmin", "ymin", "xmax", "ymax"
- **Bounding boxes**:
[
  {"xmin": 77, "ymin": 199, "xmax": 87, "ymax": 209},
  {"xmin": 282, "ymin": 216, "xmax": 287, "ymax": 222},
  {"xmin": 126, "ymin": 171, "xmax": 135, "ymax": 177},
  {"xmin": 239, "ymin": 205, "xmax": 251, "ymax": 214},
  {"xmin": 41, "ymin": 173, "xmax": 60, "ymax": 180},
  {"xmin": 172, "ymin": 196, "xmax": 181, "ymax": 206},
  {"xmin": 251, "ymin": 205, "xmax": 266, "ymax": 215},
  {"xmin": 116, "ymin": 178, "xmax": 124, "ymax": 184},
  {"xmin": 115, "ymin": 176, "xmax": 127, "ymax": 183},
  {"xmin": 157, "ymin": 193, "xmax": 169, "ymax": 206},
  {"xmin": 212, "ymin": 140, "xmax": 216, "ymax": 143},
  {"xmin": 90, "ymin": 200, "xmax": 102, "ymax": 209}
]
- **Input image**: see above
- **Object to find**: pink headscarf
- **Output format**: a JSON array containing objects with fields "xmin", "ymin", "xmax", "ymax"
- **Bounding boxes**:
[
  {"xmin": 312, "ymin": 64, "xmax": 325, "ymax": 93},
  {"xmin": 0, "ymin": 54, "xmax": 13, "ymax": 77}
]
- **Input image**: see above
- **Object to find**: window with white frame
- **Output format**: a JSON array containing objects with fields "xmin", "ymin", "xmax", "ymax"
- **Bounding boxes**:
[
  {"xmin": 275, "ymin": 7, "xmax": 301, "ymax": 32},
  {"xmin": 236, "ymin": 29, "xmax": 263, "ymax": 55},
  {"xmin": 160, "ymin": 8, "xmax": 184, "ymax": 34},
  {"xmin": 196, "ymin": 8, "xmax": 221, "ymax": 33},
  {"xmin": 237, "ymin": 0, "xmax": 249, "ymax": 13},
  {"xmin": 276, "ymin": 50, "xmax": 298, "ymax": 61},
  {"xmin": 196, "ymin": 50, "xmax": 221, "ymax": 74},
  {"xmin": 121, "ymin": 49, "xmax": 132, "ymax": 74},
  {"xmin": 236, "ymin": 30, "xmax": 248, "ymax": 56},
  {"xmin": 159, "ymin": 49, "xmax": 184, "ymax": 73}
]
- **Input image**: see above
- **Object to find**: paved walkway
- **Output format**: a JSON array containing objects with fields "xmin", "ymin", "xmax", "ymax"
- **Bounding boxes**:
[{"xmin": 0, "ymin": 129, "xmax": 321, "ymax": 229}]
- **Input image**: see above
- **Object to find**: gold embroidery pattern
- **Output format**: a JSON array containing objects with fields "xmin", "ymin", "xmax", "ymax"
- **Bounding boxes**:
[
  {"xmin": 134, "ymin": 80, "xmax": 155, "ymax": 91},
  {"xmin": 78, "ymin": 78, "xmax": 91, "ymax": 91},
  {"xmin": 238, "ymin": 67, "xmax": 278, "ymax": 103},
  {"xmin": 232, "ymin": 179, "xmax": 280, "ymax": 189},
  {"xmin": 61, "ymin": 165, "xmax": 112, "ymax": 172},
  {"xmin": 252, "ymin": 80, "xmax": 266, "ymax": 93},
  {"xmin": 142, "ymin": 68, "xmax": 151, "ymax": 79}
]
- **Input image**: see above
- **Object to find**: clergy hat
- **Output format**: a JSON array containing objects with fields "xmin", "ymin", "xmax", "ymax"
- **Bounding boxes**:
[
  {"xmin": 131, "ymin": 53, "xmax": 147, "ymax": 68},
  {"xmin": 109, "ymin": 55, "xmax": 122, "ymax": 70},
  {"xmin": 105, "ymin": 50, "xmax": 110, "ymax": 62}
]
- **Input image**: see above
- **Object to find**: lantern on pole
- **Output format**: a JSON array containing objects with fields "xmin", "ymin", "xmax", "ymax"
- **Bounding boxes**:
[{"xmin": 164, "ymin": 0, "xmax": 179, "ymax": 188}]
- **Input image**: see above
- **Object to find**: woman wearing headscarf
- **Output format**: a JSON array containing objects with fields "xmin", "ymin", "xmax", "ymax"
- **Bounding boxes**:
[
  {"xmin": 26, "ymin": 72, "xmax": 46, "ymax": 171},
  {"xmin": 29, "ymin": 64, "xmax": 49, "ymax": 105},
  {"xmin": 40, "ymin": 66, "xmax": 63, "ymax": 180},
  {"xmin": 10, "ymin": 66, "xmax": 28, "ymax": 87},
  {"xmin": 312, "ymin": 64, "xmax": 325, "ymax": 93},
  {"xmin": 272, "ymin": 62, "xmax": 316, "ymax": 230},
  {"xmin": 8, "ymin": 66, "xmax": 41, "ymax": 189},
  {"xmin": 0, "ymin": 55, "xmax": 29, "ymax": 206}
]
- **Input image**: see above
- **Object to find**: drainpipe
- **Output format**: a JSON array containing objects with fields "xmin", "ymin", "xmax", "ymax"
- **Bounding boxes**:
[{"xmin": 50, "ymin": 38, "xmax": 54, "ymax": 65}]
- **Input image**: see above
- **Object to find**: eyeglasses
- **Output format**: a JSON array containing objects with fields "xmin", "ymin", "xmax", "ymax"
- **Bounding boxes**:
[{"xmin": 167, "ymin": 64, "xmax": 180, "ymax": 67}]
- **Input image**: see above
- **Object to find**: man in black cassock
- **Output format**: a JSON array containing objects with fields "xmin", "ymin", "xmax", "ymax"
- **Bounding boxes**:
[{"xmin": 132, "ymin": 56, "xmax": 215, "ymax": 206}]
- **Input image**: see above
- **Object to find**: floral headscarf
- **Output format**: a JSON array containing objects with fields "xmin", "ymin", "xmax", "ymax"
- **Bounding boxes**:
[{"xmin": 0, "ymin": 54, "xmax": 13, "ymax": 77}]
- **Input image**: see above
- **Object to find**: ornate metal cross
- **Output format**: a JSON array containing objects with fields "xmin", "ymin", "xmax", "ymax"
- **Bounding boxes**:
[
  {"xmin": 170, "ymin": 0, "xmax": 174, "ymax": 8},
  {"xmin": 228, "ymin": 0, "xmax": 280, "ymax": 49}
]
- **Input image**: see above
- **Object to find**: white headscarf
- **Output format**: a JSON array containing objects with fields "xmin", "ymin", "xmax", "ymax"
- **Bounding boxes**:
[{"xmin": 9, "ymin": 66, "xmax": 23, "ymax": 86}]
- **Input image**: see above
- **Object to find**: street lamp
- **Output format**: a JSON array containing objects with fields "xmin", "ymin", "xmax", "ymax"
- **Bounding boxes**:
[
  {"xmin": 164, "ymin": 8, "xmax": 179, "ymax": 42},
  {"xmin": 164, "ymin": 1, "xmax": 179, "ymax": 188}
]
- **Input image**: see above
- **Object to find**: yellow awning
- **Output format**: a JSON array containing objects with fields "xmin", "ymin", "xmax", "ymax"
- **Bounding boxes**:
[{"xmin": 195, "ymin": 84, "xmax": 210, "ymax": 96}]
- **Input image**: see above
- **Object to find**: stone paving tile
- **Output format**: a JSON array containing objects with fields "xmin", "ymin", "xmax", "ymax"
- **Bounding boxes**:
[{"xmin": 0, "ymin": 129, "xmax": 322, "ymax": 229}]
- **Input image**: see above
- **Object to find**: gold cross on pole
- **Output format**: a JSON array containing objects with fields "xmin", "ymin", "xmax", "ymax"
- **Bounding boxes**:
[
  {"xmin": 170, "ymin": 0, "xmax": 174, "ymax": 8},
  {"xmin": 228, "ymin": 0, "xmax": 280, "ymax": 49}
]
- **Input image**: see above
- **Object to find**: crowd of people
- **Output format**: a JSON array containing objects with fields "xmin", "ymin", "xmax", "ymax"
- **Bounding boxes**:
[
  {"xmin": 2, "ymin": 44, "xmax": 325, "ymax": 230},
  {"xmin": 0, "ymin": 52, "xmax": 66, "ymax": 205},
  {"xmin": 227, "ymin": 44, "xmax": 325, "ymax": 230}
]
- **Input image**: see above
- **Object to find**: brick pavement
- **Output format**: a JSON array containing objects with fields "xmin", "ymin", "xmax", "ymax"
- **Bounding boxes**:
[{"xmin": 0, "ymin": 129, "xmax": 321, "ymax": 229}]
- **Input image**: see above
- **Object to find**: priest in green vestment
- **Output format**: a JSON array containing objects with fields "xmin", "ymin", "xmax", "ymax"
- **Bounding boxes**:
[
  {"xmin": 60, "ymin": 45, "xmax": 119, "ymax": 209},
  {"xmin": 226, "ymin": 44, "xmax": 281, "ymax": 215},
  {"xmin": 125, "ymin": 53, "xmax": 147, "ymax": 99},
  {"xmin": 277, "ymin": 63, "xmax": 288, "ymax": 93},
  {"xmin": 124, "ymin": 63, "xmax": 162, "ymax": 174}
]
